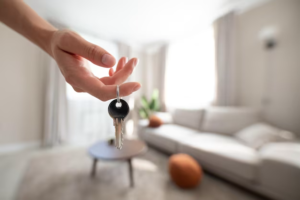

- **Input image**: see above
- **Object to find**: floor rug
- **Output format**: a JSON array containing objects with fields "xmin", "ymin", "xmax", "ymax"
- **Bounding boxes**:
[{"xmin": 16, "ymin": 147, "xmax": 265, "ymax": 200}]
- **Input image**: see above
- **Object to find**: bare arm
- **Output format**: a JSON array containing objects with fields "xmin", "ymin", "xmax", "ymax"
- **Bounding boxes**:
[
  {"xmin": 0, "ymin": 0, "xmax": 141, "ymax": 101},
  {"xmin": 0, "ymin": 0, "xmax": 56, "ymax": 56}
]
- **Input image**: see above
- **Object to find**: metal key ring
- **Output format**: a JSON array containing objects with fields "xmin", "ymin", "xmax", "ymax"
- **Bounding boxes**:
[{"xmin": 116, "ymin": 85, "xmax": 120, "ymax": 103}]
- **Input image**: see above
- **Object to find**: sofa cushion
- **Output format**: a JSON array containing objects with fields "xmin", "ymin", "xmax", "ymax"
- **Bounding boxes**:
[
  {"xmin": 173, "ymin": 109, "xmax": 204, "ymax": 130},
  {"xmin": 235, "ymin": 123, "xmax": 297, "ymax": 149},
  {"xmin": 259, "ymin": 143, "xmax": 300, "ymax": 199},
  {"xmin": 142, "ymin": 124, "xmax": 199, "ymax": 153},
  {"xmin": 178, "ymin": 133, "xmax": 259, "ymax": 181},
  {"xmin": 201, "ymin": 107, "xmax": 260, "ymax": 135},
  {"xmin": 259, "ymin": 142, "xmax": 300, "ymax": 167}
]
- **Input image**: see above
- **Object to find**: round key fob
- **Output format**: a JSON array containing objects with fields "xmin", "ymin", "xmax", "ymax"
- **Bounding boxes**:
[{"xmin": 108, "ymin": 99, "xmax": 129, "ymax": 119}]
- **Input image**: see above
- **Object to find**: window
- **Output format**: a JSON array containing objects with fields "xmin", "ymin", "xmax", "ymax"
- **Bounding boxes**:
[
  {"xmin": 66, "ymin": 33, "xmax": 119, "ymax": 144},
  {"xmin": 165, "ymin": 27, "xmax": 216, "ymax": 109}
]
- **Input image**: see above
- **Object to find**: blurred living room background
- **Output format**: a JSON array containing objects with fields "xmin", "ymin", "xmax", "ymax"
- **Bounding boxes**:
[{"xmin": 0, "ymin": 0, "xmax": 300, "ymax": 200}]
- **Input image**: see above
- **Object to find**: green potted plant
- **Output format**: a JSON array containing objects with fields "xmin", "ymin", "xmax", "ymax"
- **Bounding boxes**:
[{"xmin": 139, "ymin": 89, "xmax": 160, "ymax": 119}]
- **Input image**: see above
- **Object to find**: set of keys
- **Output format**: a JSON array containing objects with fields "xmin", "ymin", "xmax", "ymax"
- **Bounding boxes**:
[{"xmin": 108, "ymin": 85, "xmax": 129, "ymax": 149}]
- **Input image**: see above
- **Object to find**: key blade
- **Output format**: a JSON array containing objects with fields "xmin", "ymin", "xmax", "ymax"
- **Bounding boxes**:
[
  {"xmin": 121, "ymin": 119, "xmax": 124, "ymax": 144},
  {"xmin": 115, "ymin": 118, "xmax": 122, "ymax": 149}
]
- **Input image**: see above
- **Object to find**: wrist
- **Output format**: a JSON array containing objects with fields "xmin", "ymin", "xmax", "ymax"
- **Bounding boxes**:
[{"xmin": 42, "ymin": 28, "xmax": 58, "ymax": 57}]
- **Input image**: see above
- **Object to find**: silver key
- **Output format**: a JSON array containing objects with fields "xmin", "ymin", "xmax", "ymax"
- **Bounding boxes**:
[
  {"xmin": 114, "ymin": 118, "xmax": 123, "ymax": 149},
  {"xmin": 108, "ymin": 86, "xmax": 129, "ymax": 149}
]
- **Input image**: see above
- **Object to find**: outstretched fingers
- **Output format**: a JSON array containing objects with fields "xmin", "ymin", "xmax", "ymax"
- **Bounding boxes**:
[
  {"xmin": 101, "ymin": 58, "xmax": 138, "ymax": 85},
  {"xmin": 108, "ymin": 57, "xmax": 127, "ymax": 77},
  {"xmin": 109, "ymin": 68, "xmax": 114, "ymax": 76},
  {"xmin": 73, "ymin": 75, "xmax": 140, "ymax": 101},
  {"xmin": 116, "ymin": 57, "xmax": 127, "ymax": 72}
]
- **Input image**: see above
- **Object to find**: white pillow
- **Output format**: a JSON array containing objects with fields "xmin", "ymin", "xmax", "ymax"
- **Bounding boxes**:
[{"xmin": 234, "ymin": 123, "xmax": 296, "ymax": 149}]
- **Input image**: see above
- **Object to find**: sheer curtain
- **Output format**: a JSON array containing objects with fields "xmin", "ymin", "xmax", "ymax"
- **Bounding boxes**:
[
  {"xmin": 165, "ymin": 28, "xmax": 216, "ymax": 109},
  {"xmin": 43, "ymin": 56, "xmax": 68, "ymax": 146},
  {"xmin": 143, "ymin": 45, "xmax": 168, "ymax": 111},
  {"xmin": 214, "ymin": 12, "xmax": 237, "ymax": 106},
  {"xmin": 67, "ymin": 34, "xmax": 119, "ymax": 145}
]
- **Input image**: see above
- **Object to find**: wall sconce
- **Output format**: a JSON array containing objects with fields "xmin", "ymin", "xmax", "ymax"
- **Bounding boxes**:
[{"xmin": 259, "ymin": 26, "xmax": 279, "ymax": 50}]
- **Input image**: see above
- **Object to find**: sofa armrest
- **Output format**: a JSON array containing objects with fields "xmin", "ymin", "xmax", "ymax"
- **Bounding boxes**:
[
  {"xmin": 259, "ymin": 143, "xmax": 300, "ymax": 200},
  {"xmin": 138, "ymin": 119, "xmax": 149, "ymax": 127},
  {"xmin": 153, "ymin": 112, "xmax": 173, "ymax": 124}
]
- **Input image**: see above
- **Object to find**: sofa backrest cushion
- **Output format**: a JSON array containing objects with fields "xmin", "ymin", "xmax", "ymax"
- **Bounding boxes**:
[
  {"xmin": 201, "ymin": 107, "xmax": 260, "ymax": 135},
  {"xmin": 173, "ymin": 109, "xmax": 204, "ymax": 130}
]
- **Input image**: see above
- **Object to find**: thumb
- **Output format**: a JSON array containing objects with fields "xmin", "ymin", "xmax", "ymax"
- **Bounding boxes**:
[{"xmin": 56, "ymin": 30, "xmax": 116, "ymax": 67}]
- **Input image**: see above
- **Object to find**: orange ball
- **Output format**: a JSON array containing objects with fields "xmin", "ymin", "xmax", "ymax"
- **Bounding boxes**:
[
  {"xmin": 148, "ymin": 115, "xmax": 163, "ymax": 128},
  {"xmin": 168, "ymin": 154, "xmax": 202, "ymax": 188}
]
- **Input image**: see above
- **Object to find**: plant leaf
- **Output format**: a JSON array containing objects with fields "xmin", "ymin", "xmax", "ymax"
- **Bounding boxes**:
[
  {"xmin": 149, "ymin": 89, "xmax": 160, "ymax": 111},
  {"xmin": 141, "ymin": 95, "xmax": 149, "ymax": 109},
  {"xmin": 139, "ymin": 107, "xmax": 149, "ymax": 119}
]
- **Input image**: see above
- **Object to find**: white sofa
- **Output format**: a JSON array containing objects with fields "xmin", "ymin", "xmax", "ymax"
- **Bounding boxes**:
[{"xmin": 138, "ymin": 107, "xmax": 300, "ymax": 200}]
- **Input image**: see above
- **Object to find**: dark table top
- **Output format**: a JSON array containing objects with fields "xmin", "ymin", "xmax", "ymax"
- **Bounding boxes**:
[{"xmin": 88, "ymin": 139, "xmax": 147, "ymax": 160}]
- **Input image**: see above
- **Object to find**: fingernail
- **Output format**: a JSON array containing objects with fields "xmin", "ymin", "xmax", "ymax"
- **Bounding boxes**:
[
  {"xmin": 133, "ymin": 58, "xmax": 139, "ymax": 67},
  {"xmin": 102, "ymin": 54, "xmax": 115, "ymax": 66},
  {"xmin": 133, "ymin": 84, "xmax": 141, "ymax": 92},
  {"xmin": 125, "ymin": 57, "xmax": 128, "ymax": 63}
]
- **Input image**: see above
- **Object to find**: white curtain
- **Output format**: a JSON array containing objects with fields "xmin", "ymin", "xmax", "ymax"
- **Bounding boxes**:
[
  {"xmin": 43, "ymin": 58, "xmax": 68, "ymax": 146},
  {"xmin": 117, "ymin": 42, "xmax": 135, "ymax": 136},
  {"xmin": 118, "ymin": 42, "xmax": 132, "ymax": 100},
  {"xmin": 66, "ymin": 34, "xmax": 118, "ymax": 145},
  {"xmin": 214, "ymin": 12, "xmax": 237, "ymax": 106},
  {"xmin": 156, "ymin": 46, "xmax": 168, "ymax": 112},
  {"xmin": 143, "ymin": 45, "xmax": 168, "ymax": 111}
]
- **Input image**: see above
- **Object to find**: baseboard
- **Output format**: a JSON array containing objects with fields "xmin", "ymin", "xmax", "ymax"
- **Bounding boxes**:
[{"xmin": 0, "ymin": 141, "xmax": 41, "ymax": 154}]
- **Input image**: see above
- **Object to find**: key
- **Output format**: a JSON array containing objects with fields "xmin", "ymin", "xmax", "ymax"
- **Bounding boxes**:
[{"xmin": 108, "ymin": 98, "xmax": 129, "ymax": 149}]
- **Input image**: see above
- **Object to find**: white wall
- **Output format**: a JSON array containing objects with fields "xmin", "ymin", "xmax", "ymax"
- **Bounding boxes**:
[
  {"xmin": 0, "ymin": 23, "xmax": 45, "ymax": 145},
  {"xmin": 236, "ymin": 0, "xmax": 300, "ymax": 135}
]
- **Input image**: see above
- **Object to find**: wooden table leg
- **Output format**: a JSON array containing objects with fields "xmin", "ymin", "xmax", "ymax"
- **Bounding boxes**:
[
  {"xmin": 91, "ymin": 158, "xmax": 98, "ymax": 178},
  {"xmin": 128, "ymin": 158, "xmax": 134, "ymax": 187}
]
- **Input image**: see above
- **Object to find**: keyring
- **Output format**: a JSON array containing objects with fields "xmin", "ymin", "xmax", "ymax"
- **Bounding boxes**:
[{"xmin": 116, "ymin": 85, "xmax": 120, "ymax": 103}]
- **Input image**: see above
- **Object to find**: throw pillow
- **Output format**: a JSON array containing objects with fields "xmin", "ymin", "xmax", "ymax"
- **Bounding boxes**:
[
  {"xmin": 148, "ymin": 115, "xmax": 163, "ymax": 128},
  {"xmin": 234, "ymin": 123, "xmax": 296, "ymax": 149}
]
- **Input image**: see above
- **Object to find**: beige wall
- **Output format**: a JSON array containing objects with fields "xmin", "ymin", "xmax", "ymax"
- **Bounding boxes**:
[
  {"xmin": 0, "ymin": 23, "xmax": 45, "ymax": 145},
  {"xmin": 236, "ymin": 0, "xmax": 300, "ymax": 134}
]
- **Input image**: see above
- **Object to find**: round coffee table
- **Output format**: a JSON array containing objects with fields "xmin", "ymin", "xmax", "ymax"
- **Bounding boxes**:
[{"xmin": 88, "ymin": 139, "xmax": 147, "ymax": 187}]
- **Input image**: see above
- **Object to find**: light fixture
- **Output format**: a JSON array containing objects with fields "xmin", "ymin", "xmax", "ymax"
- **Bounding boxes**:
[{"xmin": 258, "ymin": 26, "xmax": 279, "ymax": 50}]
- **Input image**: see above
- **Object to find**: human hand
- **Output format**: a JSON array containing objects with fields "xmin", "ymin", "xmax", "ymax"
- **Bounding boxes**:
[{"xmin": 50, "ymin": 29, "xmax": 141, "ymax": 101}]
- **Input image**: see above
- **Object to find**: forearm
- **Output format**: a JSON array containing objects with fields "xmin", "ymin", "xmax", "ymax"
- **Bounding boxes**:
[{"xmin": 0, "ymin": 0, "xmax": 57, "ymax": 56}]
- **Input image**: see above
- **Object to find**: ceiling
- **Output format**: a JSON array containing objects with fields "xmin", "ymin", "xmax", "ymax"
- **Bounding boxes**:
[{"xmin": 25, "ymin": 0, "xmax": 269, "ymax": 46}]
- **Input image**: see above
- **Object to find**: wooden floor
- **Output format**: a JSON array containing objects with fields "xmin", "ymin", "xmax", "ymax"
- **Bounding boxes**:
[{"xmin": 0, "ymin": 145, "xmax": 81, "ymax": 200}]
